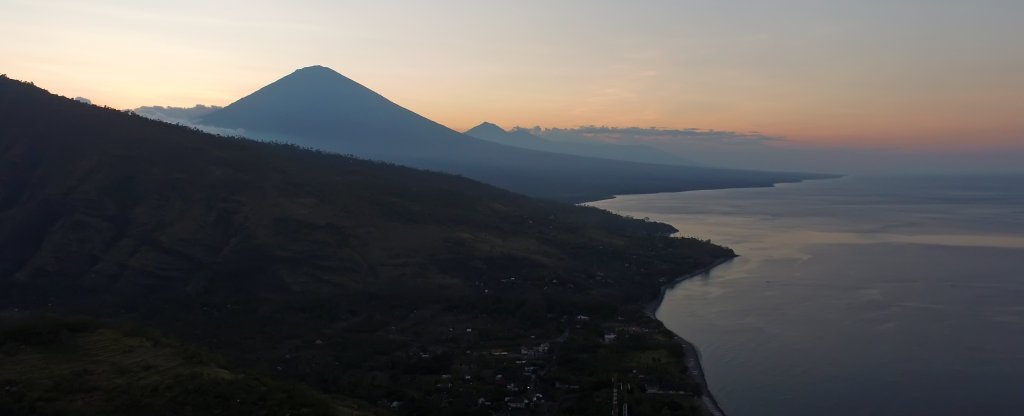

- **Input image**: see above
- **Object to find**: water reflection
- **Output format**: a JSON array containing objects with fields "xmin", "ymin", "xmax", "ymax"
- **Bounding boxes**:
[{"xmin": 590, "ymin": 175, "xmax": 1024, "ymax": 416}]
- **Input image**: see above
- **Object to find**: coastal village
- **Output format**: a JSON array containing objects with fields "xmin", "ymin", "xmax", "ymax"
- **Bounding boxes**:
[{"xmin": 380, "ymin": 307, "xmax": 708, "ymax": 415}]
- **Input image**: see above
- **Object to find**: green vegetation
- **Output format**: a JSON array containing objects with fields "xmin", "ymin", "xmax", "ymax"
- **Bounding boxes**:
[
  {"xmin": 546, "ymin": 318, "xmax": 704, "ymax": 415},
  {"xmin": 0, "ymin": 317, "xmax": 377, "ymax": 415},
  {"xmin": 0, "ymin": 76, "xmax": 734, "ymax": 414}
]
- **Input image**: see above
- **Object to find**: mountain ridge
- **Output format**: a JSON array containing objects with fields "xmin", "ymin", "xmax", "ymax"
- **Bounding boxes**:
[
  {"xmin": 196, "ymin": 66, "xmax": 835, "ymax": 202},
  {"xmin": 200, "ymin": 65, "xmax": 463, "ymax": 155}
]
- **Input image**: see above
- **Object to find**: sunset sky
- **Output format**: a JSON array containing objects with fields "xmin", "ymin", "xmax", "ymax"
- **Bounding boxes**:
[{"xmin": 3, "ymin": 0, "xmax": 1023, "ymax": 152}]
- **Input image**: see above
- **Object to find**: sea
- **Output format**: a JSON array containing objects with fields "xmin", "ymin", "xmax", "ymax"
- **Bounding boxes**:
[{"xmin": 590, "ymin": 175, "xmax": 1024, "ymax": 416}]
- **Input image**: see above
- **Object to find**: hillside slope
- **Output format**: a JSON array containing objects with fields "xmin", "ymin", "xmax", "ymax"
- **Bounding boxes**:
[
  {"xmin": 0, "ymin": 75, "xmax": 731, "ymax": 414},
  {"xmin": 0, "ymin": 317, "xmax": 377, "ymax": 416}
]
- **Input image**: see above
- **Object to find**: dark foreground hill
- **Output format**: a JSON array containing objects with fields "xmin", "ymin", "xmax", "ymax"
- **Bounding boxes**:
[
  {"xmin": 198, "ymin": 66, "xmax": 833, "ymax": 202},
  {"xmin": 1, "ymin": 76, "xmax": 731, "ymax": 414},
  {"xmin": 0, "ymin": 317, "xmax": 375, "ymax": 415}
]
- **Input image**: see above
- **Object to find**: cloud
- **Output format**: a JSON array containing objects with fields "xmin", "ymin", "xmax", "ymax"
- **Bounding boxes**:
[
  {"xmin": 133, "ymin": 105, "xmax": 221, "ymax": 123},
  {"xmin": 133, "ymin": 105, "xmax": 246, "ymax": 137},
  {"xmin": 530, "ymin": 126, "xmax": 784, "ymax": 147},
  {"xmin": 526, "ymin": 126, "xmax": 1024, "ymax": 174}
]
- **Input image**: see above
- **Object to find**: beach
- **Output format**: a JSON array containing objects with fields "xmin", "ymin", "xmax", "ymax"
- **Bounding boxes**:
[{"xmin": 646, "ymin": 257, "xmax": 735, "ymax": 416}]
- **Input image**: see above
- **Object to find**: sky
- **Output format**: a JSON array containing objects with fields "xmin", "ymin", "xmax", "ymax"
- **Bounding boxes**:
[{"xmin": 2, "ymin": 0, "xmax": 1023, "ymax": 160}]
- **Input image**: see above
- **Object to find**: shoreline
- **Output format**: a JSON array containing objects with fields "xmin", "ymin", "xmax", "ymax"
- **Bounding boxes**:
[
  {"xmin": 644, "ymin": 257, "xmax": 734, "ymax": 318},
  {"xmin": 647, "ymin": 257, "xmax": 734, "ymax": 416},
  {"xmin": 575, "ymin": 175, "xmax": 844, "ymax": 205}
]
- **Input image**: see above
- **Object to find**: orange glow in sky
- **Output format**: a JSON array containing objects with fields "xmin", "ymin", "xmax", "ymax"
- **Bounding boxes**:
[{"xmin": 2, "ymin": 0, "xmax": 1022, "ymax": 151}]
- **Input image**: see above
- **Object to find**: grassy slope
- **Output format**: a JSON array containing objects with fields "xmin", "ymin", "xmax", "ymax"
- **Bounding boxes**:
[{"xmin": 0, "ymin": 317, "xmax": 377, "ymax": 416}]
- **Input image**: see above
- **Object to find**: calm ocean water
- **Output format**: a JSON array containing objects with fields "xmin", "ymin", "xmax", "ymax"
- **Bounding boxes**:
[{"xmin": 591, "ymin": 175, "xmax": 1024, "ymax": 416}]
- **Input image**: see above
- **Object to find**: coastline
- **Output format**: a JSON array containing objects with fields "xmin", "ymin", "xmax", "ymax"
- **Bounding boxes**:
[
  {"xmin": 644, "ymin": 257, "xmax": 733, "ymax": 317},
  {"xmin": 585, "ymin": 180, "xmax": 838, "ymax": 416},
  {"xmin": 575, "ymin": 175, "xmax": 844, "ymax": 205},
  {"xmin": 647, "ymin": 258, "xmax": 734, "ymax": 416},
  {"xmin": 589, "ymin": 176, "xmax": 839, "ymax": 416}
]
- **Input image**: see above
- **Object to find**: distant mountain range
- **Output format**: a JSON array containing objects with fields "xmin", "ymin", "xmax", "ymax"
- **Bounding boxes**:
[
  {"xmin": 185, "ymin": 65, "xmax": 833, "ymax": 202},
  {"xmin": 465, "ymin": 122, "xmax": 698, "ymax": 166}
]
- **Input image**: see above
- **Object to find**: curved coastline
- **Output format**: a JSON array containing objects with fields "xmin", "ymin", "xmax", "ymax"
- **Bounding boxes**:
[
  {"xmin": 582, "ymin": 175, "xmax": 844, "ymax": 205},
  {"xmin": 648, "ymin": 258, "xmax": 734, "ymax": 416}
]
